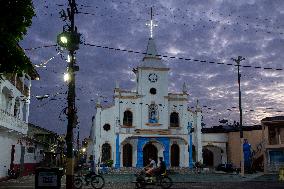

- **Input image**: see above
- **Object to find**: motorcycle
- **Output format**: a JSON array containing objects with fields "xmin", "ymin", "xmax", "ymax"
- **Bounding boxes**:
[{"xmin": 134, "ymin": 170, "xmax": 173, "ymax": 189}]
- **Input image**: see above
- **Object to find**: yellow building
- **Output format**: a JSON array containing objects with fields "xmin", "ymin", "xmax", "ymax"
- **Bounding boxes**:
[{"xmin": 262, "ymin": 116, "xmax": 284, "ymax": 173}]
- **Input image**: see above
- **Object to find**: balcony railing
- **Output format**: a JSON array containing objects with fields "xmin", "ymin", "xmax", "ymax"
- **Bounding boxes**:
[
  {"xmin": 0, "ymin": 109, "xmax": 28, "ymax": 134},
  {"xmin": 6, "ymin": 74, "xmax": 29, "ymax": 96}
]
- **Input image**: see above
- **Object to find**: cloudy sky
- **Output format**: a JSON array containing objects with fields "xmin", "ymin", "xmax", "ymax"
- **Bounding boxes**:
[{"xmin": 21, "ymin": 0, "xmax": 284, "ymax": 139}]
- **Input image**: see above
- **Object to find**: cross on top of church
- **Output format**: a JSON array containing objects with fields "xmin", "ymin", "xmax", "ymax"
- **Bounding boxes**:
[{"xmin": 146, "ymin": 7, "xmax": 158, "ymax": 38}]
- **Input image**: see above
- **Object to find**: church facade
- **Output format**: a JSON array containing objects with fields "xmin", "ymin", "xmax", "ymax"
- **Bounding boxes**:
[{"xmin": 90, "ymin": 37, "xmax": 204, "ymax": 168}]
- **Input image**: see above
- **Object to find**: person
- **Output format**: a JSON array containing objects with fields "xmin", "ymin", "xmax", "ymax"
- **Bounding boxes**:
[
  {"xmin": 144, "ymin": 157, "xmax": 157, "ymax": 176},
  {"xmin": 153, "ymin": 157, "xmax": 166, "ymax": 176},
  {"xmin": 85, "ymin": 155, "xmax": 96, "ymax": 180},
  {"xmin": 89, "ymin": 155, "xmax": 96, "ymax": 173}
]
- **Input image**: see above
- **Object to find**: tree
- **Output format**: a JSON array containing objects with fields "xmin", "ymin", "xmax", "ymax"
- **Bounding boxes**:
[{"xmin": 0, "ymin": 0, "xmax": 35, "ymax": 74}]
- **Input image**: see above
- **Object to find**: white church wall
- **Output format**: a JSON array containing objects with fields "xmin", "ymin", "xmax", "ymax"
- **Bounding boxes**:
[
  {"xmin": 202, "ymin": 133, "xmax": 228, "ymax": 164},
  {"xmin": 91, "ymin": 36, "xmax": 207, "ymax": 168},
  {"xmin": 137, "ymin": 69, "xmax": 170, "ymax": 129},
  {"xmin": 94, "ymin": 106, "xmax": 116, "ymax": 164},
  {"xmin": 0, "ymin": 132, "xmax": 24, "ymax": 179}
]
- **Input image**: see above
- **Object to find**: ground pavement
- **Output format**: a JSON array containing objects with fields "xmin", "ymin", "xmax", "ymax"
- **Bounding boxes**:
[{"xmin": 0, "ymin": 173, "xmax": 283, "ymax": 189}]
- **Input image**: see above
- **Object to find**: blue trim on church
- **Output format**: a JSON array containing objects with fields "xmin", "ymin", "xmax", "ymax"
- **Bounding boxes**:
[
  {"xmin": 188, "ymin": 122, "xmax": 193, "ymax": 169},
  {"xmin": 115, "ymin": 134, "xmax": 120, "ymax": 168},
  {"xmin": 136, "ymin": 137, "xmax": 170, "ymax": 168}
]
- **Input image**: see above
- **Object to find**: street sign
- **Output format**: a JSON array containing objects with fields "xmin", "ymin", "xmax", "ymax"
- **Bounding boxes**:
[{"xmin": 38, "ymin": 172, "xmax": 58, "ymax": 186}]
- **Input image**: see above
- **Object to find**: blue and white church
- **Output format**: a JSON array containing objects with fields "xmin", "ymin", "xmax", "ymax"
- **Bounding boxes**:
[{"xmin": 89, "ymin": 13, "xmax": 226, "ymax": 168}]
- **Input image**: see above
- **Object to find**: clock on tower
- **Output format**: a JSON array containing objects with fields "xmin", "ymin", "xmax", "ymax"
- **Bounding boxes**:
[{"xmin": 148, "ymin": 73, "xmax": 158, "ymax": 83}]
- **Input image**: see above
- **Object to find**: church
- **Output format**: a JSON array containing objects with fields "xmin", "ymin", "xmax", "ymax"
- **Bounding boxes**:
[{"xmin": 89, "ymin": 13, "xmax": 205, "ymax": 167}]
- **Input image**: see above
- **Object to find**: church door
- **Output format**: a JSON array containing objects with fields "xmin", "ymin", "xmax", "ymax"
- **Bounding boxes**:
[
  {"xmin": 143, "ymin": 143, "xmax": 158, "ymax": 166},
  {"xmin": 203, "ymin": 148, "xmax": 214, "ymax": 167},
  {"xmin": 170, "ymin": 144, "xmax": 180, "ymax": 167},
  {"xmin": 123, "ymin": 143, "xmax": 133, "ymax": 167},
  {"xmin": 101, "ymin": 143, "xmax": 111, "ymax": 163}
]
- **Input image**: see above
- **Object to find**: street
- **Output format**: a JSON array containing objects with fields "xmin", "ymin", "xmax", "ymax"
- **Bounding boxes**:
[{"xmin": 0, "ymin": 173, "xmax": 283, "ymax": 189}]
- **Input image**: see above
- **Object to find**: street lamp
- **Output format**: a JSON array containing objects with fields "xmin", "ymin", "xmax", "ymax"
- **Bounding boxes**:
[
  {"xmin": 187, "ymin": 122, "xmax": 194, "ymax": 169},
  {"xmin": 64, "ymin": 72, "xmax": 70, "ymax": 82},
  {"xmin": 60, "ymin": 36, "xmax": 68, "ymax": 44},
  {"xmin": 57, "ymin": 31, "xmax": 80, "ymax": 51}
]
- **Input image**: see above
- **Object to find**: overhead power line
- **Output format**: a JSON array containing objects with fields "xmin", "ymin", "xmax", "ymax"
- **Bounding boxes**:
[
  {"xmin": 83, "ymin": 42, "xmax": 283, "ymax": 72},
  {"xmin": 24, "ymin": 44, "xmax": 57, "ymax": 51}
]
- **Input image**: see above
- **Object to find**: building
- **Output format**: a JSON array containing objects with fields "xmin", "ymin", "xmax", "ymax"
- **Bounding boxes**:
[
  {"xmin": 202, "ymin": 125, "xmax": 263, "ymax": 169},
  {"xmin": 262, "ymin": 116, "xmax": 284, "ymax": 173},
  {"xmin": 27, "ymin": 123, "xmax": 65, "ymax": 169},
  {"xmin": 0, "ymin": 70, "xmax": 39, "ymax": 180},
  {"xmin": 90, "ymin": 34, "xmax": 203, "ymax": 167}
]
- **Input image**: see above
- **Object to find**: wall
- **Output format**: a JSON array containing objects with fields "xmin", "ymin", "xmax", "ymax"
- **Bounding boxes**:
[
  {"xmin": 202, "ymin": 133, "xmax": 228, "ymax": 165},
  {"xmin": 227, "ymin": 130, "xmax": 262, "ymax": 168}
]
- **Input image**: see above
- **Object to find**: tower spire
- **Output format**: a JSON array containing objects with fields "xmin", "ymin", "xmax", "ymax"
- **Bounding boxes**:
[{"xmin": 146, "ymin": 7, "xmax": 158, "ymax": 38}]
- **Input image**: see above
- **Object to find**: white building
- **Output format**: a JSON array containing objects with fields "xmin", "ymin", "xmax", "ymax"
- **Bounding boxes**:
[
  {"xmin": 89, "ymin": 36, "xmax": 204, "ymax": 168},
  {"xmin": 0, "ymin": 70, "xmax": 39, "ymax": 180}
]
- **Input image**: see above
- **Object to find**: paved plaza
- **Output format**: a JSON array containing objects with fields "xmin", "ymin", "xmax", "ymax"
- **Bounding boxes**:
[{"xmin": 0, "ymin": 173, "xmax": 282, "ymax": 189}]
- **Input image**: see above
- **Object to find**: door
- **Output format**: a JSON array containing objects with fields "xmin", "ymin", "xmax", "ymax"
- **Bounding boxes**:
[
  {"xmin": 143, "ymin": 143, "xmax": 158, "ymax": 166},
  {"xmin": 20, "ymin": 146, "xmax": 25, "ymax": 175},
  {"xmin": 10, "ymin": 145, "xmax": 15, "ymax": 170},
  {"xmin": 171, "ymin": 144, "xmax": 180, "ymax": 167},
  {"xmin": 203, "ymin": 148, "xmax": 214, "ymax": 167},
  {"xmin": 123, "ymin": 143, "xmax": 133, "ymax": 167}
]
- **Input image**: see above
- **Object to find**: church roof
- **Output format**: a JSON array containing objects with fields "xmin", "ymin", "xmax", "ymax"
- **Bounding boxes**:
[{"xmin": 139, "ymin": 38, "xmax": 168, "ymax": 69}]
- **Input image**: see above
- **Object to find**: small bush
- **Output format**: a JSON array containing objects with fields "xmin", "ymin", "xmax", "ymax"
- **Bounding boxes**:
[{"xmin": 105, "ymin": 160, "xmax": 113, "ymax": 167}]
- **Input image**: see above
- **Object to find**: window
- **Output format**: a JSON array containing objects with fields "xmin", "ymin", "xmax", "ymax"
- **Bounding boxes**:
[
  {"xmin": 149, "ymin": 88, "xmax": 156, "ymax": 95},
  {"xmin": 170, "ymin": 112, "xmax": 179, "ymax": 127},
  {"xmin": 27, "ymin": 147, "xmax": 35, "ymax": 153},
  {"xmin": 148, "ymin": 103, "xmax": 158, "ymax": 123},
  {"xmin": 101, "ymin": 143, "xmax": 111, "ymax": 162},
  {"xmin": 14, "ymin": 98, "xmax": 20, "ymax": 117},
  {"xmin": 123, "ymin": 110, "xmax": 133, "ymax": 126},
  {"xmin": 103, "ymin": 124, "xmax": 111, "ymax": 131}
]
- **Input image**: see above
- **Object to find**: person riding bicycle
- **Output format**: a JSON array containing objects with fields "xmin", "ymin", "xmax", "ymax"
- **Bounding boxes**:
[
  {"xmin": 144, "ymin": 157, "xmax": 157, "ymax": 176},
  {"xmin": 152, "ymin": 157, "xmax": 166, "ymax": 176},
  {"xmin": 85, "ymin": 155, "xmax": 96, "ymax": 180}
]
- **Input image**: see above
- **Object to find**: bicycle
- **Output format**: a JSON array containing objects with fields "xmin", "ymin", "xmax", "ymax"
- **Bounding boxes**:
[{"xmin": 74, "ymin": 171, "xmax": 105, "ymax": 189}]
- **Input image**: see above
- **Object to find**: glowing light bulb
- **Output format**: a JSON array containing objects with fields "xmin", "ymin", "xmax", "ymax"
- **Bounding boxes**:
[
  {"xmin": 67, "ymin": 55, "xmax": 71, "ymax": 62},
  {"xmin": 60, "ymin": 36, "xmax": 68, "ymax": 44},
  {"xmin": 64, "ymin": 72, "xmax": 70, "ymax": 82}
]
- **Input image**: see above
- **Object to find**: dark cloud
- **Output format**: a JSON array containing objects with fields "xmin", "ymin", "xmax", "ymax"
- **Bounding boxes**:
[{"xmin": 20, "ymin": 0, "xmax": 284, "ymax": 138}]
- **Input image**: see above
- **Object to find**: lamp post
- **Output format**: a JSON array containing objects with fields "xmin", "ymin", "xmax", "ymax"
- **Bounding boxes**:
[
  {"xmin": 57, "ymin": 0, "xmax": 80, "ymax": 187},
  {"xmin": 232, "ymin": 56, "xmax": 245, "ymax": 176},
  {"xmin": 187, "ymin": 122, "xmax": 193, "ymax": 169}
]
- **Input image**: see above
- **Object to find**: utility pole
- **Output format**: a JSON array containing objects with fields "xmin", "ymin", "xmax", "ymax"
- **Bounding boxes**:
[
  {"xmin": 57, "ymin": 0, "xmax": 80, "ymax": 188},
  {"xmin": 232, "ymin": 56, "xmax": 245, "ymax": 177}
]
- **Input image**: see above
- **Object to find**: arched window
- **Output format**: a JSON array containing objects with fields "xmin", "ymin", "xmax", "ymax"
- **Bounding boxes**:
[
  {"xmin": 170, "ymin": 112, "xmax": 179, "ymax": 127},
  {"xmin": 101, "ymin": 143, "xmax": 111, "ymax": 163},
  {"xmin": 148, "ymin": 103, "xmax": 158, "ymax": 123},
  {"xmin": 123, "ymin": 110, "xmax": 133, "ymax": 126},
  {"xmin": 14, "ymin": 98, "xmax": 20, "ymax": 117},
  {"xmin": 2, "ymin": 87, "xmax": 12, "ymax": 112}
]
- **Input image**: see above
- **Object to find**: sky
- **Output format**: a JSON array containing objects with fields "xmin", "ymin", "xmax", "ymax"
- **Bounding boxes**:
[{"xmin": 21, "ymin": 0, "xmax": 284, "ymax": 139}]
